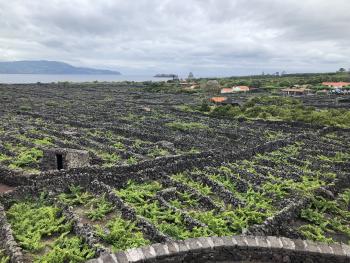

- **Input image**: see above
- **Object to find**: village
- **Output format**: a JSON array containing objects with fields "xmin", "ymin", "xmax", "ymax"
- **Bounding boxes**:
[{"xmin": 155, "ymin": 71, "xmax": 349, "ymax": 110}]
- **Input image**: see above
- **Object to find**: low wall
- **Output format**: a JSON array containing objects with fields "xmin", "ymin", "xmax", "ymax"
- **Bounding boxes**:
[
  {"xmin": 0, "ymin": 136, "xmax": 299, "ymax": 188},
  {"xmin": 88, "ymin": 235, "xmax": 350, "ymax": 263},
  {"xmin": 0, "ymin": 205, "xmax": 24, "ymax": 263},
  {"xmin": 0, "ymin": 166, "xmax": 32, "ymax": 186}
]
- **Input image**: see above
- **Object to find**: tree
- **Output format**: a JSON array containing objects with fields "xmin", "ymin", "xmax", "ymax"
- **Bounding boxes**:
[
  {"xmin": 203, "ymin": 80, "xmax": 221, "ymax": 93},
  {"xmin": 250, "ymin": 80, "xmax": 262, "ymax": 88},
  {"xmin": 199, "ymin": 100, "xmax": 210, "ymax": 112},
  {"xmin": 187, "ymin": 72, "xmax": 194, "ymax": 81},
  {"xmin": 338, "ymin": 68, "xmax": 346, "ymax": 72},
  {"xmin": 278, "ymin": 80, "xmax": 291, "ymax": 87}
]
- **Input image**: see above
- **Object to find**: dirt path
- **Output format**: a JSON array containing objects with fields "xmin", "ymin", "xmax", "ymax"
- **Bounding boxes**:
[{"xmin": 0, "ymin": 183, "xmax": 15, "ymax": 194}]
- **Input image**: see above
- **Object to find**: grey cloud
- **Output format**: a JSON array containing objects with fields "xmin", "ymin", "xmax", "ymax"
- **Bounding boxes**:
[{"xmin": 0, "ymin": 0, "xmax": 349, "ymax": 75}]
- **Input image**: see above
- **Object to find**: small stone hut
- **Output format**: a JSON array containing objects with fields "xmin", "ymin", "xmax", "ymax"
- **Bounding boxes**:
[{"xmin": 42, "ymin": 148, "xmax": 90, "ymax": 171}]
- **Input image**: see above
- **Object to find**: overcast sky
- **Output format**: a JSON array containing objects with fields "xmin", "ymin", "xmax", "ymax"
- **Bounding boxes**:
[{"xmin": 0, "ymin": 0, "xmax": 349, "ymax": 76}]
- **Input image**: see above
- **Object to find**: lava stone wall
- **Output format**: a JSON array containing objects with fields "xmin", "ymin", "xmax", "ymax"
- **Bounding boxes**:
[
  {"xmin": 0, "ymin": 136, "xmax": 299, "ymax": 188},
  {"xmin": 41, "ymin": 148, "xmax": 90, "ymax": 171},
  {"xmin": 88, "ymin": 235, "xmax": 350, "ymax": 263},
  {"xmin": 0, "ymin": 205, "xmax": 24, "ymax": 263}
]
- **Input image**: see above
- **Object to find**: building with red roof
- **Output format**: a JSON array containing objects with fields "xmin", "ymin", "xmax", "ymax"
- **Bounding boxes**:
[
  {"xmin": 232, "ymin": 86, "xmax": 250, "ymax": 92},
  {"xmin": 220, "ymin": 86, "xmax": 250, "ymax": 94},
  {"xmin": 322, "ymin": 82, "xmax": 350, "ymax": 88},
  {"xmin": 209, "ymin": 97, "xmax": 228, "ymax": 103}
]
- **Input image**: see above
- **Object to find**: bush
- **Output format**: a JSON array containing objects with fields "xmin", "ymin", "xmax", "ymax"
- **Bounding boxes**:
[
  {"xmin": 34, "ymin": 234, "xmax": 95, "ymax": 263},
  {"xmin": 95, "ymin": 218, "xmax": 150, "ymax": 252},
  {"xmin": 209, "ymin": 96, "xmax": 350, "ymax": 128},
  {"xmin": 0, "ymin": 250, "xmax": 9, "ymax": 263},
  {"xmin": 199, "ymin": 101, "xmax": 210, "ymax": 112},
  {"xmin": 9, "ymin": 148, "xmax": 43, "ymax": 169},
  {"xmin": 7, "ymin": 201, "xmax": 71, "ymax": 252},
  {"xmin": 210, "ymin": 105, "xmax": 241, "ymax": 118},
  {"xmin": 165, "ymin": 121, "xmax": 208, "ymax": 131}
]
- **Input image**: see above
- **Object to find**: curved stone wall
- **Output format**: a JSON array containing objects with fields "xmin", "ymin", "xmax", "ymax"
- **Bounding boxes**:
[{"xmin": 87, "ymin": 235, "xmax": 350, "ymax": 263}]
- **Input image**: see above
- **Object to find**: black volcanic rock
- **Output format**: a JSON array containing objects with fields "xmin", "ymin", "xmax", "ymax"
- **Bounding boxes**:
[{"xmin": 0, "ymin": 60, "xmax": 121, "ymax": 75}]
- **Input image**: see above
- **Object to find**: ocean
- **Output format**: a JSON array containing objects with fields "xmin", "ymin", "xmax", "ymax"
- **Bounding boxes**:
[{"xmin": 0, "ymin": 74, "xmax": 173, "ymax": 84}]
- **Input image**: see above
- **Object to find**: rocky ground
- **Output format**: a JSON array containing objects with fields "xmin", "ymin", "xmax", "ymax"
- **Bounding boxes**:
[{"xmin": 0, "ymin": 83, "xmax": 349, "ymax": 263}]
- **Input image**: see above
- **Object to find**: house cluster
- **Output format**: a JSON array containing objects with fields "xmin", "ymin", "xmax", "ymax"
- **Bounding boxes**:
[
  {"xmin": 178, "ymin": 72, "xmax": 200, "ymax": 90},
  {"xmin": 322, "ymin": 82, "xmax": 350, "ymax": 88},
  {"xmin": 180, "ymin": 81, "xmax": 200, "ymax": 90},
  {"xmin": 321, "ymin": 82, "xmax": 350, "ymax": 94},
  {"xmin": 220, "ymin": 86, "xmax": 250, "ymax": 94},
  {"xmin": 207, "ymin": 85, "xmax": 251, "ymax": 105},
  {"xmin": 281, "ymin": 85, "xmax": 312, "ymax": 96},
  {"xmin": 282, "ymin": 82, "xmax": 350, "ymax": 96}
]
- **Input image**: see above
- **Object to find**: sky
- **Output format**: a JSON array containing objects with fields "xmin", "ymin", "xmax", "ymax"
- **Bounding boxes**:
[{"xmin": 0, "ymin": 0, "xmax": 349, "ymax": 76}]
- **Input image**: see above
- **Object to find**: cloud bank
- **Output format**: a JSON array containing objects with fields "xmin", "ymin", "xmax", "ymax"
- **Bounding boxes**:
[{"xmin": 0, "ymin": 0, "xmax": 349, "ymax": 76}]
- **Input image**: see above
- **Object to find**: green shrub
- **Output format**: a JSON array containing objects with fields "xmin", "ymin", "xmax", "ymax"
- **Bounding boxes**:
[
  {"xmin": 298, "ymin": 224, "xmax": 333, "ymax": 243},
  {"xmin": 19, "ymin": 105, "xmax": 31, "ymax": 111},
  {"xmin": 209, "ymin": 96, "xmax": 350, "ymax": 128},
  {"xmin": 99, "ymin": 152, "xmax": 120, "ymax": 167},
  {"xmin": 0, "ymin": 153, "xmax": 10, "ymax": 162},
  {"xmin": 7, "ymin": 201, "xmax": 71, "ymax": 252},
  {"xmin": 113, "ymin": 142, "xmax": 125, "ymax": 150},
  {"xmin": 297, "ymin": 189, "xmax": 350, "ymax": 243},
  {"xmin": 34, "ymin": 234, "xmax": 95, "ymax": 263},
  {"xmin": 33, "ymin": 138, "xmax": 53, "ymax": 146},
  {"xmin": 147, "ymin": 146, "xmax": 169, "ymax": 158},
  {"xmin": 95, "ymin": 218, "xmax": 150, "ymax": 252},
  {"xmin": 126, "ymin": 156, "xmax": 138, "ymax": 165},
  {"xmin": 165, "ymin": 121, "xmax": 208, "ymax": 131},
  {"xmin": 115, "ymin": 180, "xmax": 212, "ymax": 240},
  {"xmin": 85, "ymin": 195, "xmax": 114, "ymax": 221},
  {"xmin": 198, "ymin": 101, "xmax": 210, "ymax": 112},
  {"xmin": 0, "ymin": 250, "xmax": 9, "ymax": 263},
  {"xmin": 58, "ymin": 186, "xmax": 92, "ymax": 206},
  {"xmin": 9, "ymin": 148, "xmax": 43, "ymax": 169}
]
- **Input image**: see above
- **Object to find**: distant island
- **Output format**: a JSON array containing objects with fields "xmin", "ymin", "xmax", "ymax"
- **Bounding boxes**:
[
  {"xmin": 0, "ymin": 60, "xmax": 121, "ymax": 75},
  {"xmin": 154, "ymin": 74, "xmax": 178, "ymax": 78}
]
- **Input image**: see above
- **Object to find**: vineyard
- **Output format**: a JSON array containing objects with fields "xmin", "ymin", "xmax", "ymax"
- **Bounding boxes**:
[{"xmin": 0, "ymin": 83, "xmax": 350, "ymax": 263}]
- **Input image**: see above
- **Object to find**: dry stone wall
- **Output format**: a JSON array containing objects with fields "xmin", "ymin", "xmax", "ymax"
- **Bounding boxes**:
[{"xmin": 87, "ymin": 235, "xmax": 350, "ymax": 263}]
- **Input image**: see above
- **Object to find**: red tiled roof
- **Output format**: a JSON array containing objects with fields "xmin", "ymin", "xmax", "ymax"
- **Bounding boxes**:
[
  {"xmin": 322, "ymin": 82, "xmax": 350, "ymax": 87},
  {"xmin": 209, "ymin": 97, "xmax": 228, "ymax": 103},
  {"xmin": 232, "ymin": 86, "xmax": 250, "ymax": 91},
  {"xmin": 221, "ymin": 88, "xmax": 233, "ymax": 93}
]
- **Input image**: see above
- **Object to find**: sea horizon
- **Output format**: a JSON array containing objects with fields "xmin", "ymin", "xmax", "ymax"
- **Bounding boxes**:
[{"xmin": 0, "ymin": 74, "xmax": 177, "ymax": 84}]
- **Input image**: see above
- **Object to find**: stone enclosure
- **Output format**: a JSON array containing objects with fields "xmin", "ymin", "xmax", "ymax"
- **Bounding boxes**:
[{"xmin": 41, "ymin": 148, "xmax": 90, "ymax": 171}]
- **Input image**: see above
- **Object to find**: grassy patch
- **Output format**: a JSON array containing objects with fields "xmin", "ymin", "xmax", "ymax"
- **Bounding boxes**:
[
  {"xmin": 98, "ymin": 152, "xmax": 120, "ymax": 167},
  {"xmin": 147, "ymin": 146, "xmax": 169, "ymax": 158},
  {"xmin": 9, "ymin": 148, "xmax": 43, "ymax": 169},
  {"xmin": 33, "ymin": 137, "xmax": 53, "ymax": 146},
  {"xmin": 165, "ymin": 121, "xmax": 208, "ymax": 132}
]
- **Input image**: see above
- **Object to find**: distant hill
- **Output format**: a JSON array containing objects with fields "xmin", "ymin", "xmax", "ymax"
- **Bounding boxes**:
[{"xmin": 0, "ymin": 60, "xmax": 121, "ymax": 75}]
